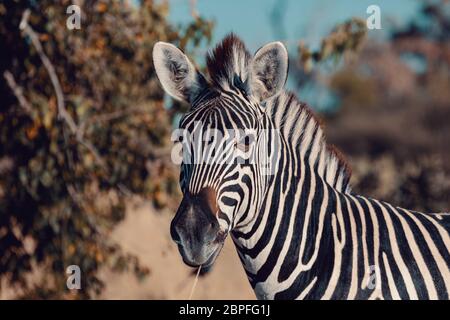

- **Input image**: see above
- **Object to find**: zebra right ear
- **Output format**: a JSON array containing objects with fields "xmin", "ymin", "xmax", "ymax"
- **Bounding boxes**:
[
  {"xmin": 153, "ymin": 42, "xmax": 207, "ymax": 103},
  {"xmin": 250, "ymin": 41, "xmax": 288, "ymax": 102}
]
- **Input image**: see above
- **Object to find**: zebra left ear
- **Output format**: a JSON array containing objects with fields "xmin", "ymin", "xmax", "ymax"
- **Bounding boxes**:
[
  {"xmin": 250, "ymin": 42, "xmax": 288, "ymax": 102},
  {"xmin": 153, "ymin": 42, "xmax": 207, "ymax": 103}
]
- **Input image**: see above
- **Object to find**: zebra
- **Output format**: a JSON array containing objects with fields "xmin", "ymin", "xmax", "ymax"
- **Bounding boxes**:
[{"xmin": 152, "ymin": 34, "xmax": 450, "ymax": 300}]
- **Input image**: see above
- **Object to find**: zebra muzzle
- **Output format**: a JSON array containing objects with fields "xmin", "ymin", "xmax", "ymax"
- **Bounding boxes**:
[{"xmin": 170, "ymin": 187, "xmax": 224, "ymax": 267}]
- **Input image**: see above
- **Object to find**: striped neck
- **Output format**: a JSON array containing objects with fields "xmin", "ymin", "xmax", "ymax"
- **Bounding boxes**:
[{"xmin": 265, "ymin": 91, "xmax": 352, "ymax": 193}]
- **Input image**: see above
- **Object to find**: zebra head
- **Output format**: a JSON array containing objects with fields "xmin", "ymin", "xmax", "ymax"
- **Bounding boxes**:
[{"xmin": 153, "ymin": 34, "xmax": 288, "ymax": 269}]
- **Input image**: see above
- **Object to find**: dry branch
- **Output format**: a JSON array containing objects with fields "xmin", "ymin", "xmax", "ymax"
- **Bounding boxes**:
[
  {"xmin": 3, "ymin": 71, "xmax": 33, "ymax": 114},
  {"xmin": 20, "ymin": 9, "xmax": 77, "ymax": 132},
  {"xmin": 19, "ymin": 9, "xmax": 105, "ymax": 168}
]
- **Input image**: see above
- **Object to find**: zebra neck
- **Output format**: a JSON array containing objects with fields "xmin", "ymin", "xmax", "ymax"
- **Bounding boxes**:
[
  {"xmin": 264, "ymin": 91, "xmax": 352, "ymax": 194},
  {"xmin": 231, "ymin": 153, "xmax": 335, "ymax": 292}
]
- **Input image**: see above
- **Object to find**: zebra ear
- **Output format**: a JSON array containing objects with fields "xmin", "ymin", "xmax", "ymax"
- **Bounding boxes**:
[
  {"xmin": 250, "ymin": 42, "xmax": 288, "ymax": 101},
  {"xmin": 153, "ymin": 42, "xmax": 207, "ymax": 103}
]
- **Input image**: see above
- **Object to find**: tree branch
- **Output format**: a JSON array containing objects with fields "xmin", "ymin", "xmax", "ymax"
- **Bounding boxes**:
[
  {"xmin": 20, "ymin": 9, "xmax": 77, "ymax": 132},
  {"xmin": 3, "ymin": 71, "xmax": 33, "ymax": 114},
  {"xmin": 19, "ymin": 9, "xmax": 105, "ymax": 167}
]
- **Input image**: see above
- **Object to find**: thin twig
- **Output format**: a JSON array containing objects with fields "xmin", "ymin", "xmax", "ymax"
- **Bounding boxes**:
[
  {"xmin": 20, "ymin": 9, "xmax": 77, "ymax": 133},
  {"xmin": 188, "ymin": 266, "xmax": 202, "ymax": 300},
  {"xmin": 3, "ymin": 71, "xmax": 33, "ymax": 114}
]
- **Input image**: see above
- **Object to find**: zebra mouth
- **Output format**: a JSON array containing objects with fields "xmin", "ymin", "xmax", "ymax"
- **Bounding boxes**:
[{"xmin": 179, "ymin": 238, "xmax": 225, "ymax": 269}]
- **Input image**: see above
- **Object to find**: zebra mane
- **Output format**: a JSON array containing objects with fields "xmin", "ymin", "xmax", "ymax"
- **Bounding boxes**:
[
  {"xmin": 265, "ymin": 91, "xmax": 352, "ymax": 193},
  {"xmin": 206, "ymin": 33, "xmax": 251, "ymax": 89}
]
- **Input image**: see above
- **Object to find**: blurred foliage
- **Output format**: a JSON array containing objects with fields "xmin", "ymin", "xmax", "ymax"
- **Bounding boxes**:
[
  {"xmin": 297, "ymin": 18, "xmax": 367, "ymax": 73},
  {"xmin": 351, "ymin": 155, "xmax": 450, "ymax": 213},
  {"xmin": 330, "ymin": 70, "xmax": 377, "ymax": 110},
  {"xmin": 0, "ymin": 0, "xmax": 212, "ymax": 298},
  {"xmin": 286, "ymin": 17, "xmax": 368, "ymax": 103},
  {"xmin": 323, "ymin": 0, "xmax": 450, "ymax": 212}
]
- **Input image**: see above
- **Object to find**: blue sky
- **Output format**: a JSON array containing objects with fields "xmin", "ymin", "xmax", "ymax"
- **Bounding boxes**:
[
  {"xmin": 164, "ymin": 0, "xmax": 422, "ymax": 111},
  {"xmin": 168, "ymin": 0, "xmax": 421, "ymax": 53}
]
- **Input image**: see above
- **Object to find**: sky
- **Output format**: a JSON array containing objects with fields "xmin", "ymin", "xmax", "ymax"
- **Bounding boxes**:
[
  {"xmin": 167, "ymin": 0, "xmax": 421, "ymax": 53},
  {"xmin": 163, "ymin": 0, "xmax": 422, "ymax": 112}
]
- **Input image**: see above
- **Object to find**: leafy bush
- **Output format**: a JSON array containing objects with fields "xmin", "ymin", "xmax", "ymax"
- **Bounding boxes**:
[
  {"xmin": 0, "ymin": 0, "xmax": 212, "ymax": 298},
  {"xmin": 324, "ymin": 0, "xmax": 450, "ymax": 212}
]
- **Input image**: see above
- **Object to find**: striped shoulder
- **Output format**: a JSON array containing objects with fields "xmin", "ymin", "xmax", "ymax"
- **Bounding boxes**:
[{"xmin": 265, "ymin": 91, "xmax": 352, "ymax": 193}]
